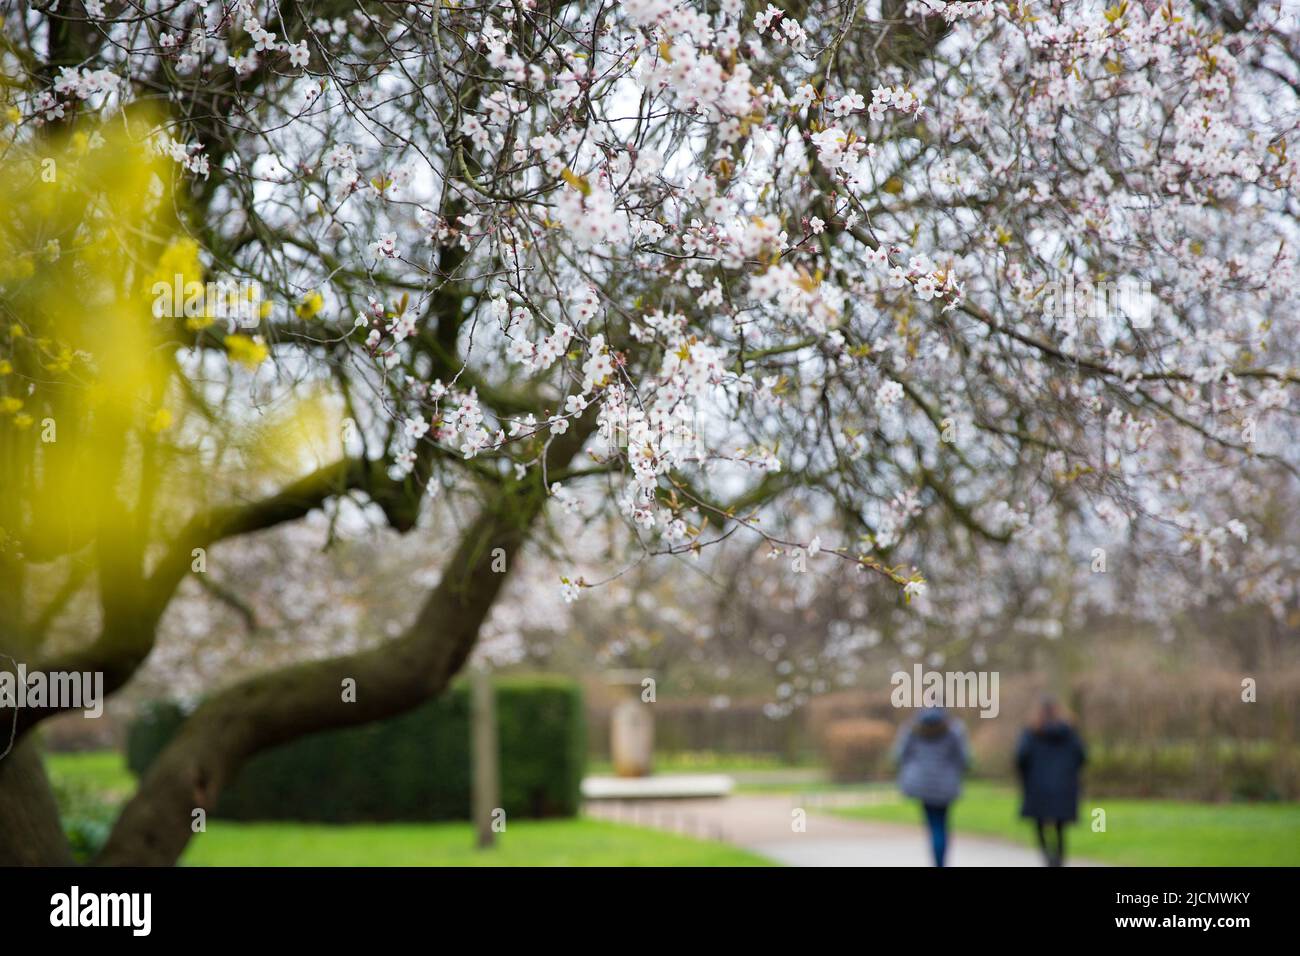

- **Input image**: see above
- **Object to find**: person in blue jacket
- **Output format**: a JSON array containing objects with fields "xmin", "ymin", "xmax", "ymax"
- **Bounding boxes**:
[
  {"xmin": 893, "ymin": 707, "xmax": 970, "ymax": 866},
  {"xmin": 1016, "ymin": 695, "xmax": 1087, "ymax": 866}
]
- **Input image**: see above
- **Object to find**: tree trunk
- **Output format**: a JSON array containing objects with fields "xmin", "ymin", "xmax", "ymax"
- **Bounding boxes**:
[
  {"xmin": 0, "ymin": 737, "xmax": 75, "ymax": 865},
  {"xmin": 97, "ymin": 424, "xmax": 591, "ymax": 865}
]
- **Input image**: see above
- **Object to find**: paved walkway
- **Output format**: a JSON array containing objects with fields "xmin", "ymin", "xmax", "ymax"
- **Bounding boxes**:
[{"xmin": 585, "ymin": 793, "xmax": 1103, "ymax": 867}]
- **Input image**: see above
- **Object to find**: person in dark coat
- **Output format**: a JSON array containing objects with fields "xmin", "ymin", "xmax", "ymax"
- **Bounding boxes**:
[
  {"xmin": 1015, "ymin": 695, "xmax": 1087, "ymax": 866},
  {"xmin": 893, "ymin": 707, "xmax": 970, "ymax": 866}
]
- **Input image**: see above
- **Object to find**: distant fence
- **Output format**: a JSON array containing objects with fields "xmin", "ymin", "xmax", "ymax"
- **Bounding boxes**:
[
  {"xmin": 587, "ymin": 667, "xmax": 1300, "ymax": 800},
  {"xmin": 587, "ymin": 696, "xmax": 812, "ymax": 762}
]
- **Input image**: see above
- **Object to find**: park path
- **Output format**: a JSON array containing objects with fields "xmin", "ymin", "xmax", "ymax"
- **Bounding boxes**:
[{"xmin": 584, "ymin": 793, "xmax": 1103, "ymax": 867}]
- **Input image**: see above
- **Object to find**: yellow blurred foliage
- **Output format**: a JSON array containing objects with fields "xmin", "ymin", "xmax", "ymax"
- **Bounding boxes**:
[
  {"xmin": 0, "ymin": 111, "xmax": 197, "ymax": 559},
  {"xmin": 0, "ymin": 105, "xmax": 346, "ymax": 580},
  {"xmin": 223, "ymin": 333, "xmax": 269, "ymax": 368},
  {"xmin": 240, "ymin": 385, "xmax": 343, "ymax": 480},
  {"xmin": 294, "ymin": 289, "xmax": 324, "ymax": 320}
]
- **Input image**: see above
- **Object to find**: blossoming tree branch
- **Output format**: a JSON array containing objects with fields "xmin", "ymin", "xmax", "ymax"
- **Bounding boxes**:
[{"xmin": 0, "ymin": 0, "xmax": 1296, "ymax": 864}]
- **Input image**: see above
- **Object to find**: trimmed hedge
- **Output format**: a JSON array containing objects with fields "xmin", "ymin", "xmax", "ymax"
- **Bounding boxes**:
[
  {"xmin": 125, "ymin": 699, "xmax": 187, "ymax": 778},
  {"xmin": 1085, "ymin": 741, "xmax": 1291, "ymax": 802},
  {"xmin": 126, "ymin": 676, "xmax": 585, "ymax": 822},
  {"xmin": 821, "ymin": 718, "xmax": 894, "ymax": 782}
]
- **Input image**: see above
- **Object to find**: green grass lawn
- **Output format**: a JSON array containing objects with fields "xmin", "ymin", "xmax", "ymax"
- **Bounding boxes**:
[
  {"xmin": 44, "ymin": 749, "xmax": 137, "ymax": 799},
  {"xmin": 47, "ymin": 750, "xmax": 1298, "ymax": 866},
  {"xmin": 42, "ymin": 750, "xmax": 770, "ymax": 866},
  {"xmin": 588, "ymin": 751, "xmax": 836, "ymax": 794},
  {"xmin": 833, "ymin": 782, "xmax": 1300, "ymax": 866},
  {"xmin": 182, "ymin": 818, "xmax": 772, "ymax": 866},
  {"xmin": 588, "ymin": 751, "xmax": 818, "ymax": 775}
]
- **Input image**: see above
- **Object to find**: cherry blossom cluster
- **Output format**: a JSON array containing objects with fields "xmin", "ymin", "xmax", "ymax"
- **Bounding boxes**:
[{"xmin": 6, "ymin": 0, "xmax": 1295, "ymax": 620}]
